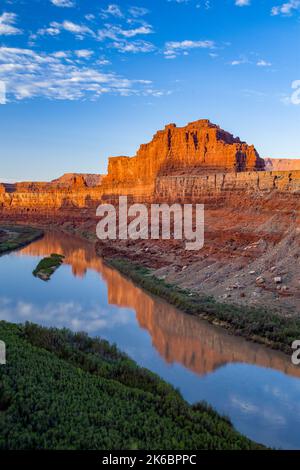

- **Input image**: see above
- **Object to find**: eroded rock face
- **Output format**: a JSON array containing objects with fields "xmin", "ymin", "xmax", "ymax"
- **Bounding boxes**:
[{"xmin": 104, "ymin": 120, "xmax": 265, "ymax": 186}]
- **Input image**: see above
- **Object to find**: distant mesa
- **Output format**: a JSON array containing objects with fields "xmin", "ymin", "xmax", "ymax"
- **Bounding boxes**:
[
  {"xmin": 264, "ymin": 158, "xmax": 300, "ymax": 172},
  {"xmin": 0, "ymin": 173, "xmax": 103, "ymax": 192},
  {"xmin": 51, "ymin": 173, "xmax": 103, "ymax": 188}
]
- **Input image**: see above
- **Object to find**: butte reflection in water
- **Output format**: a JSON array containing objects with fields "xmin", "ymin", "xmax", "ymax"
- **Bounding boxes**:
[{"xmin": 18, "ymin": 230, "xmax": 300, "ymax": 379}]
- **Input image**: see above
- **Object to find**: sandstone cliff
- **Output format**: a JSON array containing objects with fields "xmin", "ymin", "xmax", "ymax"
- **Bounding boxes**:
[{"xmin": 103, "ymin": 120, "xmax": 265, "ymax": 189}]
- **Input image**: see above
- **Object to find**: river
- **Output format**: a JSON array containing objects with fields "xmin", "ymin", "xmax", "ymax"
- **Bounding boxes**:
[{"xmin": 1, "ymin": 230, "xmax": 300, "ymax": 449}]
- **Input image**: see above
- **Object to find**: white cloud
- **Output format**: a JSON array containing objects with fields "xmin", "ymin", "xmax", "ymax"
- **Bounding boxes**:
[
  {"xmin": 38, "ymin": 20, "xmax": 95, "ymax": 39},
  {"xmin": 231, "ymin": 59, "xmax": 244, "ymax": 65},
  {"xmin": 128, "ymin": 6, "xmax": 149, "ymax": 17},
  {"xmin": 111, "ymin": 40, "xmax": 155, "ymax": 53},
  {"xmin": 0, "ymin": 12, "xmax": 22, "ymax": 36},
  {"xmin": 101, "ymin": 4, "xmax": 123, "ymax": 18},
  {"xmin": 61, "ymin": 20, "xmax": 94, "ymax": 36},
  {"xmin": 38, "ymin": 18, "xmax": 153, "ymax": 45},
  {"xmin": 51, "ymin": 51, "xmax": 69, "ymax": 58},
  {"xmin": 37, "ymin": 23, "xmax": 61, "ymax": 36},
  {"xmin": 235, "ymin": 0, "xmax": 251, "ymax": 6},
  {"xmin": 257, "ymin": 59, "xmax": 272, "ymax": 67},
  {"xmin": 75, "ymin": 49, "xmax": 94, "ymax": 58},
  {"xmin": 0, "ymin": 47, "xmax": 161, "ymax": 101},
  {"xmin": 96, "ymin": 58, "xmax": 111, "ymax": 65},
  {"xmin": 0, "ymin": 297, "xmax": 132, "ymax": 333},
  {"xmin": 85, "ymin": 14, "xmax": 95, "ymax": 21},
  {"xmin": 164, "ymin": 39, "xmax": 214, "ymax": 58},
  {"xmin": 51, "ymin": 0, "xmax": 75, "ymax": 7},
  {"xmin": 98, "ymin": 23, "xmax": 153, "ymax": 41},
  {"xmin": 271, "ymin": 0, "xmax": 300, "ymax": 16},
  {"xmin": 229, "ymin": 56, "xmax": 249, "ymax": 65}
]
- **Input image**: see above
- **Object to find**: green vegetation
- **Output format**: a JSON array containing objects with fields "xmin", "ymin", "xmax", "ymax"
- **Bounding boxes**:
[
  {"xmin": 33, "ymin": 253, "xmax": 65, "ymax": 281},
  {"xmin": 107, "ymin": 258, "xmax": 299, "ymax": 355},
  {"xmin": 0, "ymin": 226, "xmax": 43, "ymax": 255},
  {"xmin": 0, "ymin": 321, "xmax": 263, "ymax": 450}
]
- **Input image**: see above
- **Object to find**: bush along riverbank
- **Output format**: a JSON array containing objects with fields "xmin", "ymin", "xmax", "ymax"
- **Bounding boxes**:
[
  {"xmin": 0, "ymin": 226, "xmax": 43, "ymax": 255},
  {"xmin": 33, "ymin": 253, "xmax": 65, "ymax": 281},
  {"xmin": 0, "ymin": 321, "xmax": 263, "ymax": 450},
  {"xmin": 106, "ymin": 258, "xmax": 299, "ymax": 355}
]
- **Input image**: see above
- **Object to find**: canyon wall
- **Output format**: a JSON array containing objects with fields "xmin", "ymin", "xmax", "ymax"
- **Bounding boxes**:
[
  {"xmin": 155, "ymin": 170, "xmax": 300, "ymax": 203},
  {"xmin": 1, "ymin": 170, "xmax": 300, "ymax": 215}
]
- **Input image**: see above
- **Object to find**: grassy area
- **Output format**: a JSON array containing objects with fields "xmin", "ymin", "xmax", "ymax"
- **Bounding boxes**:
[
  {"xmin": 33, "ymin": 253, "xmax": 65, "ymax": 281},
  {"xmin": 0, "ymin": 321, "xmax": 263, "ymax": 450},
  {"xmin": 107, "ymin": 258, "xmax": 299, "ymax": 355},
  {"xmin": 0, "ymin": 226, "xmax": 43, "ymax": 255}
]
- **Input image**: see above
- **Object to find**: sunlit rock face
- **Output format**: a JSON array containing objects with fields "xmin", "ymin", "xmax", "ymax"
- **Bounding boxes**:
[{"xmin": 103, "ymin": 120, "xmax": 265, "ymax": 186}]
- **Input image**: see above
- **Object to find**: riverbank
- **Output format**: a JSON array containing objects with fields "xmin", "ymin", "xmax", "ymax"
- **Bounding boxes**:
[
  {"xmin": 105, "ymin": 258, "xmax": 299, "ymax": 355},
  {"xmin": 0, "ymin": 226, "xmax": 44, "ymax": 256},
  {"xmin": 0, "ymin": 320, "xmax": 263, "ymax": 450}
]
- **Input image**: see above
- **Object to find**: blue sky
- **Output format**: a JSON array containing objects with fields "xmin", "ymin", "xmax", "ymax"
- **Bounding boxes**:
[{"xmin": 0, "ymin": 0, "xmax": 300, "ymax": 181}]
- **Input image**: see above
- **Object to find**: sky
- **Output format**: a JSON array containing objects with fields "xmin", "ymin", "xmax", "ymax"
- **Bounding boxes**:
[{"xmin": 0, "ymin": 0, "xmax": 300, "ymax": 182}]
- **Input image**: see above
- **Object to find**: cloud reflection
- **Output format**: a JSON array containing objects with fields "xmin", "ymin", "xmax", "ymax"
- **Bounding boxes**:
[{"xmin": 0, "ymin": 297, "xmax": 132, "ymax": 333}]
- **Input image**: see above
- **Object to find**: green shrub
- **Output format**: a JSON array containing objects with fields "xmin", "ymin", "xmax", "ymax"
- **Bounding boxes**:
[{"xmin": 0, "ymin": 321, "xmax": 263, "ymax": 450}]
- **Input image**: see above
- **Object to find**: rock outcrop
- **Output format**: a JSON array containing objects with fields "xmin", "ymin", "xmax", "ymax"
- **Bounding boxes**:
[{"xmin": 103, "ymin": 120, "xmax": 265, "ymax": 186}]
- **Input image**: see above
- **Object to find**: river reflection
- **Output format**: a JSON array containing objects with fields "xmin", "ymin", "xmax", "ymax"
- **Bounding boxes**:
[
  {"xmin": 1, "ymin": 230, "xmax": 300, "ymax": 449},
  {"xmin": 18, "ymin": 231, "xmax": 300, "ymax": 379}
]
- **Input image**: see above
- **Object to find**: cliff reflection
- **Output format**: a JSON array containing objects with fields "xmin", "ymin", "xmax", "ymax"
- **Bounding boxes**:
[{"xmin": 19, "ymin": 231, "xmax": 300, "ymax": 379}]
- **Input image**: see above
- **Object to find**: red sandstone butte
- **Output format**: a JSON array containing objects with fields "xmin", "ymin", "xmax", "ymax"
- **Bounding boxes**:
[{"xmin": 104, "ymin": 120, "xmax": 265, "ymax": 185}]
